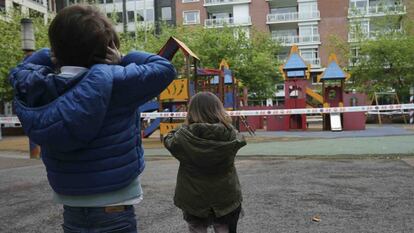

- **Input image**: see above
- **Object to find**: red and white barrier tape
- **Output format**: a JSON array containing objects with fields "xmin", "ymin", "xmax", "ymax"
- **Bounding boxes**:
[
  {"xmin": 2, "ymin": 104, "xmax": 414, "ymax": 123},
  {"xmin": 141, "ymin": 104, "xmax": 414, "ymax": 118},
  {"xmin": 0, "ymin": 116, "xmax": 20, "ymax": 124}
]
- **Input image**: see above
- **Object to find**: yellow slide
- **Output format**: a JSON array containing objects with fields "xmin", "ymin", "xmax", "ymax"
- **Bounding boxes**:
[{"xmin": 306, "ymin": 87, "xmax": 323, "ymax": 105}]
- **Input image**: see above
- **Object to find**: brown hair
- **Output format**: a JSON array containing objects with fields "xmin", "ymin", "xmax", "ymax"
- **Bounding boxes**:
[
  {"xmin": 48, "ymin": 4, "xmax": 120, "ymax": 67},
  {"xmin": 186, "ymin": 92, "xmax": 232, "ymax": 128}
]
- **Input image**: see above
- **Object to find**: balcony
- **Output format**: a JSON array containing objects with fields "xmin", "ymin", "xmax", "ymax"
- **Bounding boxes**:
[
  {"xmin": 278, "ymin": 56, "xmax": 321, "ymax": 68},
  {"xmin": 272, "ymin": 34, "xmax": 321, "ymax": 46},
  {"xmin": 348, "ymin": 29, "xmax": 403, "ymax": 43},
  {"xmin": 204, "ymin": 0, "xmax": 251, "ymax": 7},
  {"xmin": 306, "ymin": 58, "xmax": 321, "ymax": 67},
  {"xmin": 267, "ymin": 11, "xmax": 320, "ymax": 24},
  {"xmin": 205, "ymin": 17, "xmax": 251, "ymax": 28},
  {"xmin": 348, "ymin": 5, "xmax": 406, "ymax": 18}
]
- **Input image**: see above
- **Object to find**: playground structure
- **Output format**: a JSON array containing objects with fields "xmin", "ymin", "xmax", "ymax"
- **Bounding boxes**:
[
  {"xmin": 140, "ymin": 37, "xmax": 241, "ymax": 139},
  {"xmin": 239, "ymin": 45, "xmax": 367, "ymax": 132}
]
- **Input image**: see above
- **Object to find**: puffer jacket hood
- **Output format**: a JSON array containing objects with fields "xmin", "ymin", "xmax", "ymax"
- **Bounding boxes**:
[
  {"xmin": 175, "ymin": 123, "xmax": 245, "ymax": 172},
  {"xmin": 10, "ymin": 63, "xmax": 113, "ymax": 152}
]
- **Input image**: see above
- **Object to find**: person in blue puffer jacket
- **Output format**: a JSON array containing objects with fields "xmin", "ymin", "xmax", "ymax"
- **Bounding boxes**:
[{"xmin": 8, "ymin": 4, "xmax": 176, "ymax": 233}]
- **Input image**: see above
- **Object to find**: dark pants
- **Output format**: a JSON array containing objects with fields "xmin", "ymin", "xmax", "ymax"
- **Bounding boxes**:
[
  {"xmin": 183, "ymin": 205, "xmax": 242, "ymax": 233},
  {"xmin": 62, "ymin": 205, "xmax": 137, "ymax": 233}
]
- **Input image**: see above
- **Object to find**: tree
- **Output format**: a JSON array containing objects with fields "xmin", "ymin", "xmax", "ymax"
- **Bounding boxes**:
[
  {"xmin": 328, "ymin": 9, "xmax": 414, "ymax": 101},
  {"xmin": 0, "ymin": 10, "xmax": 49, "ymax": 102},
  {"xmin": 123, "ymin": 24, "xmax": 282, "ymax": 98},
  {"xmin": 0, "ymin": 14, "xmax": 282, "ymax": 102}
]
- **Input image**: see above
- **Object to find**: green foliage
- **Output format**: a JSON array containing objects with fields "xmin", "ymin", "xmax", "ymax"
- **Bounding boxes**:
[
  {"xmin": 0, "ymin": 14, "xmax": 281, "ymax": 101},
  {"xmin": 329, "ymin": 11, "xmax": 414, "ymax": 101},
  {"xmin": 0, "ymin": 10, "xmax": 49, "ymax": 102},
  {"xmin": 121, "ymin": 24, "xmax": 281, "ymax": 98},
  {"xmin": 352, "ymin": 34, "xmax": 414, "ymax": 101}
]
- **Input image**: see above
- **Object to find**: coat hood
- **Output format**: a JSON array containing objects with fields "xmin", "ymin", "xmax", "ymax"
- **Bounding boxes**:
[
  {"xmin": 9, "ymin": 63, "xmax": 113, "ymax": 152},
  {"xmin": 170, "ymin": 123, "xmax": 246, "ymax": 173}
]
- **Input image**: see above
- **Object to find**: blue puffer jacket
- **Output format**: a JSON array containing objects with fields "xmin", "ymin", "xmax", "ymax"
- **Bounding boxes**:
[{"xmin": 9, "ymin": 48, "xmax": 176, "ymax": 195}]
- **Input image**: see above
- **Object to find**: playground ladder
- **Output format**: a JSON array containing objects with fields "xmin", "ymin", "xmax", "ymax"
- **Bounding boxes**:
[{"xmin": 239, "ymin": 116, "xmax": 256, "ymax": 136}]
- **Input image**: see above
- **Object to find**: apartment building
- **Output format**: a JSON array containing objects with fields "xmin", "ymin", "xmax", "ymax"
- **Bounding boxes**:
[
  {"xmin": 96, "ymin": 0, "xmax": 155, "ymax": 33},
  {"xmin": 175, "ymin": 0, "xmax": 409, "ymax": 78},
  {"xmin": 347, "ymin": 0, "xmax": 407, "ymax": 66},
  {"xmin": 176, "ymin": 0, "xmax": 267, "ymax": 34},
  {"xmin": 2, "ymin": 0, "xmax": 52, "ymax": 23},
  {"xmin": 55, "ymin": 0, "xmax": 160, "ymax": 33},
  {"xmin": 267, "ymin": 0, "xmax": 322, "ymax": 77}
]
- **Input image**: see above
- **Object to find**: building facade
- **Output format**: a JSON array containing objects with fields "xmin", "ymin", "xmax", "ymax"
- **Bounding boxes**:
[
  {"xmin": 2, "ymin": 0, "xmax": 52, "ymax": 23},
  {"xmin": 174, "ymin": 0, "xmax": 409, "ymax": 77}
]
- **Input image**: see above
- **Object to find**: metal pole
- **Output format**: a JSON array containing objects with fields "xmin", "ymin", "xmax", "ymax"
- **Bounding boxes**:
[
  {"xmin": 144, "ymin": 0, "xmax": 147, "ymax": 43},
  {"xmin": 21, "ymin": 19, "xmax": 40, "ymax": 159},
  {"xmin": 122, "ymin": 0, "xmax": 127, "ymax": 33}
]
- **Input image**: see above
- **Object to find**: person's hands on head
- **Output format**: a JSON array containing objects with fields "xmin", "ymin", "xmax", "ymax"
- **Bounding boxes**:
[{"xmin": 95, "ymin": 41, "xmax": 122, "ymax": 65}]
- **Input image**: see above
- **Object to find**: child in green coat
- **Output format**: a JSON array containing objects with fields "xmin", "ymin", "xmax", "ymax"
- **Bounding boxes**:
[{"xmin": 164, "ymin": 92, "xmax": 246, "ymax": 233}]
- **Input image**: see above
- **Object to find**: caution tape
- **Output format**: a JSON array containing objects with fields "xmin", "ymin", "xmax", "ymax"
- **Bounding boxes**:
[
  {"xmin": 0, "ymin": 116, "xmax": 20, "ymax": 124},
  {"xmin": 2, "ymin": 104, "xmax": 414, "ymax": 123},
  {"xmin": 140, "ymin": 104, "xmax": 414, "ymax": 118}
]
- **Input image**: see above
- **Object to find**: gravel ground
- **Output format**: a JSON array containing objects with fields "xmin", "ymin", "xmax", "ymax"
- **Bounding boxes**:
[{"xmin": 1, "ymin": 155, "xmax": 414, "ymax": 233}]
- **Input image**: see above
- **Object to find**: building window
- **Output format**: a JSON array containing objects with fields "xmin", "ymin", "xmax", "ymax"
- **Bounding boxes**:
[
  {"xmin": 146, "ymin": 9, "xmax": 154, "ymax": 21},
  {"xmin": 183, "ymin": 10, "xmax": 200, "ymax": 25},
  {"xmin": 161, "ymin": 7, "xmax": 172, "ymax": 20},
  {"xmin": 136, "ymin": 10, "xmax": 144, "ymax": 21},
  {"xmin": 127, "ymin": 11, "xmax": 134, "ymax": 23},
  {"xmin": 183, "ymin": 0, "xmax": 199, "ymax": 3},
  {"xmin": 115, "ymin": 12, "xmax": 123, "ymax": 23},
  {"xmin": 136, "ymin": 9, "xmax": 154, "ymax": 22},
  {"xmin": 300, "ymin": 48, "xmax": 319, "ymax": 66}
]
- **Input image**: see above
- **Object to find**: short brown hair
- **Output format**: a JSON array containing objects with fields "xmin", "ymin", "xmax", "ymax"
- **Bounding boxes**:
[
  {"xmin": 186, "ymin": 92, "xmax": 232, "ymax": 128},
  {"xmin": 48, "ymin": 4, "xmax": 120, "ymax": 67}
]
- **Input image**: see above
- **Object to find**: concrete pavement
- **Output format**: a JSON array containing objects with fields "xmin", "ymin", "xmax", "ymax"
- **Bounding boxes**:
[
  {"xmin": 1, "ymin": 156, "xmax": 414, "ymax": 232},
  {"xmin": 144, "ymin": 135, "xmax": 414, "ymax": 157}
]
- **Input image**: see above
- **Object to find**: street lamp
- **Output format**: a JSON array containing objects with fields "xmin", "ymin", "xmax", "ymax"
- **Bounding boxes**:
[{"xmin": 20, "ymin": 18, "xmax": 35, "ymax": 55}]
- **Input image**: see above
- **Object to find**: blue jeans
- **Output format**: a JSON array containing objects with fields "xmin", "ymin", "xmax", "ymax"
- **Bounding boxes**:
[{"xmin": 62, "ymin": 205, "xmax": 137, "ymax": 233}]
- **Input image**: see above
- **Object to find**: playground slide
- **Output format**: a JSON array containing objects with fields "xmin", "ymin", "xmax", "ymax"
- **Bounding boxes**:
[
  {"xmin": 305, "ymin": 88, "xmax": 324, "ymax": 105},
  {"xmin": 143, "ymin": 118, "xmax": 161, "ymax": 138},
  {"xmin": 330, "ymin": 113, "xmax": 342, "ymax": 131}
]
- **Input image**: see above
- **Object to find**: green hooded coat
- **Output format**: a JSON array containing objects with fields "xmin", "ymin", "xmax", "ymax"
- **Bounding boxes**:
[{"xmin": 164, "ymin": 123, "xmax": 247, "ymax": 218}]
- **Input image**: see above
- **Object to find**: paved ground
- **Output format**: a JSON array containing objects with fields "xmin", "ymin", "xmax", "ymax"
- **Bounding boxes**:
[
  {"xmin": 1, "ymin": 125, "xmax": 414, "ymax": 232},
  {"xmin": 144, "ymin": 134, "xmax": 414, "ymax": 157},
  {"xmin": 1, "ymin": 153, "xmax": 414, "ymax": 233}
]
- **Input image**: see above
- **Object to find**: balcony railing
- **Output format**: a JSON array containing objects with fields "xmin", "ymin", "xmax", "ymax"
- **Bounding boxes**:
[
  {"xmin": 205, "ymin": 17, "xmax": 251, "ymax": 28},
  {"xmin": 272, "ymin": 34, "xmax": 321, "ymax": 46},
  {"xmin": 204, "ymin": 0, "xmax": 251, "ymax": 6},
  {"xmin": 267, "ymin": 11, "xmax": 320, "ymax": 24},
  {"xmin": 305, "ymin": 58, "xmax": 321, "ymax": 67},
  {"xmin": 348, "ymin": 5, "xmax": 406, "ymax": 17},
  {"xmin": 348, "ymin": 29, "xmax": 403, "ymax": 42},
  {"xmin": 278, "ymin": 56, "xmax": 321, "ymax": 68}
]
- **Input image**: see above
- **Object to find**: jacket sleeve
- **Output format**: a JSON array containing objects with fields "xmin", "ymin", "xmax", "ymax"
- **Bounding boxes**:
[
  {"xmin": 22, "ymin": 48, "xmax": 56, "ymax": 69},
  {"xmin": 235, "ymin": 131, "xmax": 247, "ymax": 151},
  {"xmin": 163, "ymin": 128, "xmax": 183, "ymax": 160},
  {"xmin": 111, "ymin": 51, "xmax": 176, "ymax": 106}
]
